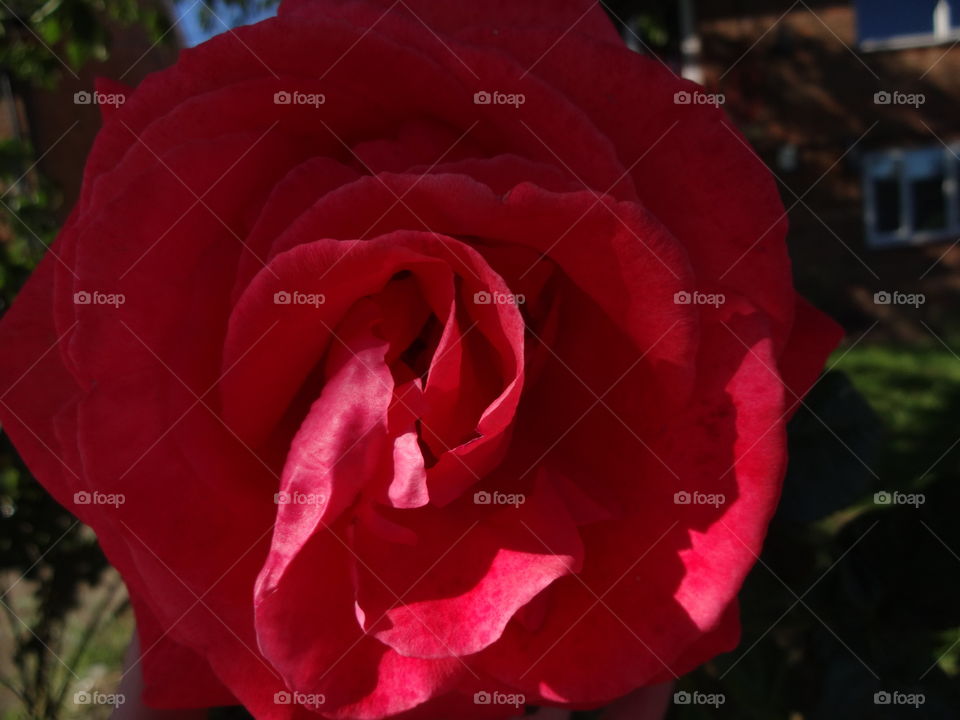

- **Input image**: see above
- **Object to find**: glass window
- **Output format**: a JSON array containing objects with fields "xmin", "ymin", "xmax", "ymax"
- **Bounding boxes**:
[
  {"xmin": 870, "ymin": 156, "xmax": 901, "ymax": 234},
  {"xmin": 905, "ymin": 151, "xmax": 947, "ymax": 232},
  {"xmin": 864, "ymin": 147, "xmax": 958, "ymax": 247}
]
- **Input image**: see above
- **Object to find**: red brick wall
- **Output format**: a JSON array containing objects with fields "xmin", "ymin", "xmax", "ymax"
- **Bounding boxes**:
[{"xmin": 696, "ymin": 0, "xmax": 959, "ymax": 338}]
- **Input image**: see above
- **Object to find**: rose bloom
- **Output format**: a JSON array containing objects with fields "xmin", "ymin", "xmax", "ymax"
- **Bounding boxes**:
[{"xmin": 0, "ymin": 0, "xmax": 841, "ymax": 718}]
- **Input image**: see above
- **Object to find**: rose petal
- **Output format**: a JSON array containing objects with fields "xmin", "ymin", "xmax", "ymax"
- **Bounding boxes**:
[{"xmin": 353, "ymin": 478, "xmax": 583, "ymax": 659}]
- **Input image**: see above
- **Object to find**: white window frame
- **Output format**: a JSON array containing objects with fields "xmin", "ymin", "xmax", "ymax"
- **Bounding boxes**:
[
  {"xmin": 858, "ymin": 0, "xmax": 960, "ymax": 51},
  {"xmin": 863, "ymin": 145, "xmax": 960, "ymax": 248}
]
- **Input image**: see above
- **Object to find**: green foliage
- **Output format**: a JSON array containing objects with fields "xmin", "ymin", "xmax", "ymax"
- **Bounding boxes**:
[
  {"xmin": 602, "ymin": 0, "xmax": 679, "ymax": 54},
  {"xmin": 0, "ymin": 139, "xmax": 59, "ymax": 313},
  {"xmin": 0, "ymin": 3, "xmax": 177, "ymax": 718},
  {"xmin": 0, "ymin": 0, "xmax": 172, "ymax": 84}
]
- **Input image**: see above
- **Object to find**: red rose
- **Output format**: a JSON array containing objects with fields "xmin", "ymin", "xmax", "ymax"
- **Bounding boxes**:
[{"xmin": 0, "ymin": 0, "xmax": 842, "ymax": 718}]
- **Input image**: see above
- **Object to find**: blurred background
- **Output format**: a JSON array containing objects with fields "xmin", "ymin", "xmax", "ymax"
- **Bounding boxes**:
[{"xmin": 0, "ymin": 0, "xmax": 958, "ymax": 718}]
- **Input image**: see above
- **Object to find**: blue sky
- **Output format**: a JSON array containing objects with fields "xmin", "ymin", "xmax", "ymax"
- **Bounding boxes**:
[
  {"xmin": 173, "ymin": 0, "xmax": 279, "ymax": 47},
  {"xmin": 856, "ymin": 0, "xmax": 954, "ymax": 41}
]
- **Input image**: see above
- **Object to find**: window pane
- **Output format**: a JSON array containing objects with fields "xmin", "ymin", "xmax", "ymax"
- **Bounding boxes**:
[
  {"xmin": 905, "ymin": 150, "xmax": 947, "ymax": 233},
  {"xmin": 857, "ymin": 0, "xmax": 939, "ymax": 41},
  {"xmin": 873, "ymin": 177, "xmax": 901, "ymax": 233},
  {"xmin": 868, "ymin": 153, "xmax": 901, "ymax": 235},
  {"xmin": 912, "ymin": 177, "xmax": 947, "ymax": 231}
]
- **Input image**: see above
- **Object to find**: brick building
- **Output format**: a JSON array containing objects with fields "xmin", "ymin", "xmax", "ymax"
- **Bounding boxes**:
[{"xmin": 642, "ymin": 0, "xmax": 960, "ymax": 339}]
